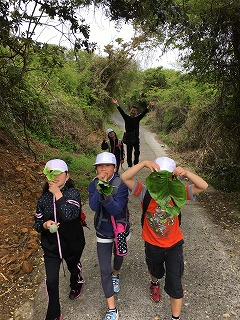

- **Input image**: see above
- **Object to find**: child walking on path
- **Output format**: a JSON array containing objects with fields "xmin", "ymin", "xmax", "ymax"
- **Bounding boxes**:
[
  {"xmin": 88, "ymin": 152, "xmax": 130, "ymax": 320},
  {"xmin": 101, "ymin": 128, "xmax": 124, "ymax": 173},
  {"xmin": 121, "ymin": 157, "xmax": 208, "ymax": 320},
  {"xmin": 34, "ymin": 159, "xmax": 85, "ymax": 320}
]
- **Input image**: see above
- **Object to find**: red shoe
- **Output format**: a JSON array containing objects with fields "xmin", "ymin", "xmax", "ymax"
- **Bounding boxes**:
[{"xmin": 150, "ymin": 283, "xmax": 161, "ymax": 302}]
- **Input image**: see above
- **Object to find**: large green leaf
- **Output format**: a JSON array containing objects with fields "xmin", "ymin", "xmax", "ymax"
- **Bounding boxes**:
[
  {"xmin": 43, "ymin": 167, "xmax": 63, "ymax": 181},
  {"xmin": 97, "ymin": 180, "xmax": 113, "ymax": 196},
  {"xmin": 146, "ymin": 170, "xmax": 186, "ymax": 216}
]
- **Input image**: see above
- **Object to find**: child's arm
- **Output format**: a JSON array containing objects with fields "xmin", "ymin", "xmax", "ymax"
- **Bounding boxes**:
[
  {"xmin": 173, "ymin": 166, "xmax": 208, "ymax": 195},
  {"xmin": 121, "ymin": 160, "xmax": 159, "ymax": 190}
]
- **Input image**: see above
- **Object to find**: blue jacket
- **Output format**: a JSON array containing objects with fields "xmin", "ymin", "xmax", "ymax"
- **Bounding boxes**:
[{"xmin": 88, "ymin": 173, "xmax": 129, "ymax": 238}]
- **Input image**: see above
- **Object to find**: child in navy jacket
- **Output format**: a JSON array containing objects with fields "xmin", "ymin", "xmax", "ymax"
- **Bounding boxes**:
[{"xmin": 88, "ymin": 152, "xmax": 129, "ymax": 320}]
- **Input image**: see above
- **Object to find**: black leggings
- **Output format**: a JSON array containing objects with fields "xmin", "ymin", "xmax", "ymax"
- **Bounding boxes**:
[
  {"xmin": 97, "ymin": 242, "xmax": 124, "ymax": 298},
  {"xmin": 44, "ymin": 254, "xmax": 83, "ymax": 320}
]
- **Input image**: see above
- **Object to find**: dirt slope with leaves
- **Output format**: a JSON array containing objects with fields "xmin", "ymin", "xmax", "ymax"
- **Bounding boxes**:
[{"xmin": 0, "ymin": 134, "xmax": 46, "ymax": 319}]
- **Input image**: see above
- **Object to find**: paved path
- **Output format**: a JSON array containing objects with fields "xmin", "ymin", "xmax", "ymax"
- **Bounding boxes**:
[{"xmin": 14, "ymin": 114, "xmax": 240, "ymax": 320}]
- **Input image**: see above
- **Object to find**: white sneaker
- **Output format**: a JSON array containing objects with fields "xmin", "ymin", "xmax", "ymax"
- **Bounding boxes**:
[{"xmin": 103, "ymin": 308, "xmax": 119, "ymax": 320}]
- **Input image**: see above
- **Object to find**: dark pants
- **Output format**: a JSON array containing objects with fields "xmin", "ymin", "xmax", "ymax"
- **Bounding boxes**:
[
  {"xmin": 44, "ymin": 254, "xmax": 83, "ymax": 320},
  {"xmin": 97, "ymin": 242, "xmax": 124, "ymax": 298},
  {"xmin": 126, "ymin": 140, "xmax": 140, "ymax": 167},
  {"xmin": 145, "ymin": 241, "xmax": 184, "ymax": 299}
]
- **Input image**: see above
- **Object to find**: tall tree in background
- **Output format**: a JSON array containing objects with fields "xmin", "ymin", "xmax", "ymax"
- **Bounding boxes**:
[{"xmin": 94, "ymin": 0, "xmax": 240, "ymax": 165}]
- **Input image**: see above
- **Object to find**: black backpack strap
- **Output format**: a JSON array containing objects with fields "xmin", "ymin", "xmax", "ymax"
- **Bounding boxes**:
[
  {"xmin": 141, "ymin": 190, "xmax": 152, "ymax": 227},
  {"xmin": 178, "ymin": 212, "xmax": 182, "ymax": 226},
  {"xmin": 170, "ymin": 197, "xmax": 182, "ymax": 227},
  {"xmin": 111, "ymin": 175, "xmax": 122, "ymax": 196},
  {"xmin": 111, "ymin": 174, "xmax": 129, "ymax": 226}
]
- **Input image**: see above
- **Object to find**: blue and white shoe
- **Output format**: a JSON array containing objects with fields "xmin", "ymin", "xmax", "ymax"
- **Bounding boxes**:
[
  {"xmin": 103, "ymin": 308, "xmax": 119, "ymax": 320},
  {"xmin": 111, "ymin": 274, "xmax": 120, "ymax": 293}
]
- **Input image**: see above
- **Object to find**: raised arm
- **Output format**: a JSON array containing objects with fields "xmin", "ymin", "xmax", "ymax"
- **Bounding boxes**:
[
  {"xmin": 112, "ymin": 97, "xmax": 128, "ymax": 120},
  {"xmin": 173, "ymin": 166, "xmax": 208, "ymax": 195},
  {"xmin": 148, "ymin": 101, "xmax": 156, "ymax": 109},
  {"xmin": 121, "ymin": 160, "xmax": 159, "ymax": 191},
  {"xmin": 112, "ymin": 98, "xmax": 120, "ymax": 107}
]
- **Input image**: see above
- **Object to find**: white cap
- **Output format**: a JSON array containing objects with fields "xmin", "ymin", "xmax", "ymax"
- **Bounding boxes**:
[
  {"xmin": 154, "ymin": 157, "xmax": 176, "ymax": 172},
  {"xmin": 94, "ymin": 152, "xmax": 116, "ymax": 166},
  {"xmin": 106, "ymin": 128, "xmax": 114, "ymax": 135},
  {"xmin": 45, "ymin": 159, "xmax": 68, "ymax": 172}
]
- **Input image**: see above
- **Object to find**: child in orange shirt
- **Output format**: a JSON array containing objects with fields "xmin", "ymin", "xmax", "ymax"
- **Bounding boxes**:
[{"xmin": 121, "ymin": 157, "xmax": 208, "ymax": 320}]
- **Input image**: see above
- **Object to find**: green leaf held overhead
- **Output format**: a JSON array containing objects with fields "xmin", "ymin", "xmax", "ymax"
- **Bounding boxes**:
[{"xmin": 146, "ymin": 170, "xmax": 187, "ymax": 216}]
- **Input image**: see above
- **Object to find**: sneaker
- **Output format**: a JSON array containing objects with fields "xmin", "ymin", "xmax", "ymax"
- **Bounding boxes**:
[
  {"xmin": 69, "ymin": 283, "xmax": 83, "ymax": 300},
  {"xmin": 111, "ymin": 274, "xmax": 120, "ymax": 293},
  {"xmin": 53, "ymin": 315, "xmax": 62, "ymax": 320},
  {"xmin": 103, "ymin": 308, "xmax": 119, "ymax": 320},
  {"xmin": 150, "ymin": 282, "xmax": 161, "ymax": 302}
]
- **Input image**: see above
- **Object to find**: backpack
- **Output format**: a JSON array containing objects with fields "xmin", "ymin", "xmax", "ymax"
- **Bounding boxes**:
[
  {"xmin": 80, "ymin": 209, "xmax": 89, "ymax": 229},
  {"xmin": 141, "ymin": 190, "xmax": 181, "ymax": 227}
]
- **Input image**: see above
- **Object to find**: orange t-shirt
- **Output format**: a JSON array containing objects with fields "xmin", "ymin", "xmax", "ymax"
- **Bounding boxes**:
[{"xmin": 132, "ymin": 181, "xmax": 192, "ymax": 248}]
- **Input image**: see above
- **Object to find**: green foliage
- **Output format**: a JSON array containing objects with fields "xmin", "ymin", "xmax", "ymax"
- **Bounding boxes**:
[
  {"xmin": 142, "ymin": 67, "xmax": 167, "ymax": 90},
  {"xmin": 43, "ymin": 167, "xmax": 63, "ymax": 181},
  {"xmin": 146, "ymin": 170, "xmax": 186, "ymax": 216},
  {"xmin": 208, "ymin": 162, "xmax": 240, "ymax": 193},
  {"xmin": 1, "ymin": 0, "xmax": 240, "ymax": 196},
  {"xmin": 146, "ymin": 71, "xmax": 206, "ymax": 134},
  {"xmin": 123, "ymin": 66, "xmax": 167, "ymax": 109},
  {"xmin": 49, "ymin": 224, "xmax": 58, "ymax": 233},
  {"xmin": 97, "ymin": 180, "xmax": 113, "ymax": 196}
]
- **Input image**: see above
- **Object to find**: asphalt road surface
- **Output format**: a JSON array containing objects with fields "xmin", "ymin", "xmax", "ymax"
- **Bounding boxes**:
[{"xmin": 14, "ymin": 113, "xmax": 240, "ymax": 320}]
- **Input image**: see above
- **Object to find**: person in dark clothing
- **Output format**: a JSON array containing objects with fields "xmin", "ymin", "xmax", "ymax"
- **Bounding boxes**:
[
  {"xmin": 101, "ymin": 128, "xmax": 124, "ymax": 173},
  {"xmin": 34, "ymin": 159, "xmax": 85, "ymax": 320},
  {"xmin": 112, "ymin": 98, "xmax": 154, "ymax": 167}
]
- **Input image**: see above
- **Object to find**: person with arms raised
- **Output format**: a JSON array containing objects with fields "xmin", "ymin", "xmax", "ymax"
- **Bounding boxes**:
[{"xmin": 112, "ymin": 98, "xmax": 154, "ymax": 167}]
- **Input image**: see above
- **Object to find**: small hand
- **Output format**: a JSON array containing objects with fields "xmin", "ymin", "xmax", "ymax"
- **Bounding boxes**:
[
  {"xmin": 43, "ymin": 220, "xmax": 60, "ymax": 230},
  {"xmin": 144, "ymin": 160, "xmax": 160, "ymax": 172},
  {"xmin": 148, "ymin": 101, "xmax": 156, "ymax": 108},
  {"xmin": 98, "ymin": 172, "xmax": 108, "ymax": 182},
  {"xmin": 48, "ymin": 182, "xmax": 60, "ymax": 194},
  {"xmin": 173, "ymin": 166, "xmax": 187, "ymax": 177},
  {"xmin": 112, "ymin": 98, "xmax": 119, "ymax": 106}
]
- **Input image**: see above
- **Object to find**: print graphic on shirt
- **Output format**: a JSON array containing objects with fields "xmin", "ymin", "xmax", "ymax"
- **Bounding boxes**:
[{"xmin": 146, "ymin": 206, "xmax": 174, "ymax": 237}]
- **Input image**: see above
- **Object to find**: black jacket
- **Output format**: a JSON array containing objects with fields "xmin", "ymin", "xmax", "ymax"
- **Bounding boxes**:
[
  {"xmin": 117, "ymin": 106, "xmax": 148, "ymax": 137},
  {"xmin": 34, "ymin": 186, "xmax": 85, "ymax": 259},
  {"xmin": 101, "ymin": 136, "xmax": 124, "ymax": 167}
]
